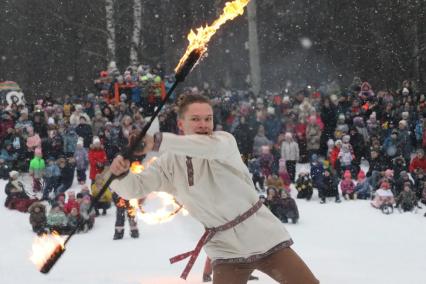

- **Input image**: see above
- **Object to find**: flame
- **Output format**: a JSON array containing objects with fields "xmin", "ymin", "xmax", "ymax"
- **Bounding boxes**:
[
  {"xmin": 29, "ymin": 231, "xmax": 65, "ymax": 270},
  {"xmin": 175, "ymin": 0, "xmax": 251, "ymax": 72},
  {"xmin": 128, "ymin": 159, "xmax": 186, "ymax": 224}
]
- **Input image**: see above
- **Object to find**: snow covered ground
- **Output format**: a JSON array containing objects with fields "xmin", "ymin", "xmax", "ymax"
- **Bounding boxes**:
[{"xmin": 1, "ymin": 151, "xmax": 425, "ymax": 284}]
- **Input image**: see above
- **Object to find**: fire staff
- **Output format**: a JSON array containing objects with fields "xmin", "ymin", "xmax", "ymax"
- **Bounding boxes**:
[{"xmin": 110, "ymin": 93, "xmax": 319, "ymax": 284}]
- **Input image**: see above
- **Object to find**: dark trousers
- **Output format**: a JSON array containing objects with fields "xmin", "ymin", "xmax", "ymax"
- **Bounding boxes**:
[
  {"xmin": 213, "ymin": 247, "xmax": 319, "ymax": 284},
  {"xmin": 115, "ymin": 206, "xmax": 137, "ymax": 231},
  {"xmin": 286, "ymin": 160, "xmax": 297, "ymax": 182},
  {"xmin": 76, "ymin": 168, "xmax": 87, "ymax": 183}
]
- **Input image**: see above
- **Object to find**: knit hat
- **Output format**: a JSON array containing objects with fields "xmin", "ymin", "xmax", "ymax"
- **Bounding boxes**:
[
  {"xmin": 344, "ymin": 170, "xmax": 352, "ymax": 179},
  {"xmin": 357, "ymin": 170, "xmax": 366, "ymax": 180},
  {"xmin": 335, "ymin": 139, "xmax": 342, "ymax": 146},
  {"xmin": 342, "ymin": 135, "xmax": 350, "ymax": 143},
  {"xmin": 9, "ymin": 170, "xmax": 19, "ymax": 179},
  {"xmin": 327, "ymin": 139, "xmax": 335, "ymax": 148},
  {"xmin": 93, "ymin": 136, "xmax": 101, "ymax": 145}
]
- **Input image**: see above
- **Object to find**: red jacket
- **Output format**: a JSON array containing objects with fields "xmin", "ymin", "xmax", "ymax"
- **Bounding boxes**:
[
  {"xmin": 88, "ymin": 146, "xmax": 107, "ymax": 180},
  {"xmin": 330, "ymin": 147, "xmax": 340, "ymax": 169},
  {"xmin": 409, "ymin": 157, "xmax": 426, "ymax": 173},
  {"xmin": 64, "ymin": 199, "xmax": 80, "ymax": 215}
]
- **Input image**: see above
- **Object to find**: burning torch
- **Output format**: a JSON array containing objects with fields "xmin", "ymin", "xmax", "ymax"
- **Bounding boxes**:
[{"xmin": 31, "ymin": 0, "xmax": 251, "ymax": 274}]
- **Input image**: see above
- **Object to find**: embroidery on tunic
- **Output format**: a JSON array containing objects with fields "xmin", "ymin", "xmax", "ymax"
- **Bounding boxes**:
[
  {"xmin": 211, "ymin": 239, "xmax": 294, "ymax": 266},
  {"xmin": 186, "ymin": 156, "xmax": 194, "ymax": 186}
]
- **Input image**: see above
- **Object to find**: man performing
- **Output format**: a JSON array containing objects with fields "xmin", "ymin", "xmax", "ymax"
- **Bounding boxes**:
[{"xmin": 110, "ymin": 93, "xmax": 319, "ymax": 284}]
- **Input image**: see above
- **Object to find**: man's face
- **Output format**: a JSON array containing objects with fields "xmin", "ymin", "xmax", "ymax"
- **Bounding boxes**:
[{"xmin": 177, "ymin": 103, "xmax": 214, "ymax": 135}]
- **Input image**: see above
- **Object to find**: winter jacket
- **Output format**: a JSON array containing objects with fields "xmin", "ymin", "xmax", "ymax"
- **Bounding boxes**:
[
  {"xmin": 26, "ymin": 134, "xmax": 41, "ymax": 151},
  {"xmin": 280, "ymin": 141, "xmax": 299, "ymax": 161},
  {"xmin": 409, "ymin": 157, "xmax": 426, "ymax": 173},
  {"xmin": 75, "ymin": 123, "xmax": 93, "ymax": 148},
  {"xmin": 278, "ymin": 197, "xmax": 299, "ymax": 220},
  {"xmin": 29, "ymin": 157, "xmax": 45, "ymax": 179},
  {"xmin": 47, "ymin": 211, "xmax": 68, "ymax": 227},
  {"xmin": 63, "ymin": 130, "xmax": 79, "ymax": 154},
  {"xmin": 74, "ymin": 147, "xmax": 89, "ymax": 170},
  {"xmin": 306, "ymin": 123, "xmax": 321, "ymax": 151},
  {"xmin": 64, "ymin": 199, "xmax": 80, "ymax": 215},
  {"xmin": 340, "ymin": 179, "xmax": 355, "ymax": 194},
  {"xmin": 88, "ymin": 145, "xmax": 107, "ymax": 180},
  {"xmin": 91, "ymin": 183, "xmax": 113, "ymax": 203}
]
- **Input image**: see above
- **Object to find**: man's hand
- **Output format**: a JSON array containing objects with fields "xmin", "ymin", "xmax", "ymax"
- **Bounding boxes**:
[{"xmin": 110, "ymin": 155, "xmax": 131, "ymax": 176}]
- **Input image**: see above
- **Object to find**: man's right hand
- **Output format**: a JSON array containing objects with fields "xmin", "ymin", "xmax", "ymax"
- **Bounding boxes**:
[{"xmin": 110, "ymin": 155, "xmax": 130, "ymax": 176}]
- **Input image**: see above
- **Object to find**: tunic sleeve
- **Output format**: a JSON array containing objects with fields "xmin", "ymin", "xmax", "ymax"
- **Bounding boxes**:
[{"xmin": 110, "ymin": 156, "xmax": 174, "ymax": 200}]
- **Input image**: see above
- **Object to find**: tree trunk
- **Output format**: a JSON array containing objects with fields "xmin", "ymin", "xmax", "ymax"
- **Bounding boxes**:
[
  {"xmin": 247, "ymin": 0, "xmax": 261, "ymax": 95},
  {"xmin": 130, "ymin": 0, "xmax": 142, "ymax": 66},
  {"xmin": 105, "ymin": 0, "xmax": 116, "ymax": 62}
]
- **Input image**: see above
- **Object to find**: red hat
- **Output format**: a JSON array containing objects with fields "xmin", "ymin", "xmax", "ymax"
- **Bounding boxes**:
[
  {"xmin": 357, "ymin": 170, "xmax": 366, "ymax": 179},
  {"xmin": 344, "ymin": 170, "xmax": 352, "ymax": 179}
]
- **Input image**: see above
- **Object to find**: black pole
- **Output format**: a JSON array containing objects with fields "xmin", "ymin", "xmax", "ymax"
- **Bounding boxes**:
[{"xmin": 40, "ymin": 49, "xmax": 203, "ymax": 274}]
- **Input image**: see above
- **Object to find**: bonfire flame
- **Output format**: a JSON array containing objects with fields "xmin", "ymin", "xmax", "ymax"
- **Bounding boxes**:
[
  {"xmin": 175, "ymin": 0, "xmax": 251, "ymax": 73},
  {"xmin": 129, "ymin": 159, "xmax": 186, "ymax": 224},
  {"xmin": 30, "ymin": 231, "xmax": 65, "ymax": 272}
]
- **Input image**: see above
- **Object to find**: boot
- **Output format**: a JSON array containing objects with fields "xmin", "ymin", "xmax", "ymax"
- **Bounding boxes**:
[
  {"xmin": 102, "ymin": 209, "xmax": 107, "ymax": 215},
  {"xmin": 130, "ymin": 229, "xmax": 139, "ymax": 238},
  {"xmin": 202, "ymin": 274, "xmax": 212, "ymax": 282},
  {"xmin": 248, "ymin": 275, "xmax": 259, "ymax": 281},
  {"xmin": 113, "ymin": 229, "xmax": 124, "ymax": 240},
  {"xmin": 320, "ymin": 197, "xmax": 326, "ymax": 204},
  {"xmin": 353, "ymin": 193, "xmax": 358, "ymax": 200},
  {"xmin": 335, "ymin": 197, "xmax": 341, "ymax": 203}
]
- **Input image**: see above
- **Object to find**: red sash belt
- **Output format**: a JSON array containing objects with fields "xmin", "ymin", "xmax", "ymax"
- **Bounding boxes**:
[{"xmin": 169, "ymin": 199, "xmax": 263, "ymax": 280}]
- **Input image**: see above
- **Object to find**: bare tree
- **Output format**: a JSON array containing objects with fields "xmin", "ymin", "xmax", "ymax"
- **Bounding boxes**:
[
  {"xmin": 105, "ymin": 0, "xmax": 116, "ymax": 61},
  {"xmin": 247, "ymin": 0, "xmax": 261, "ymax": 95},
  {"xmin": 130, "ymin": 0, "xmax": 143, "ymax": 66}
]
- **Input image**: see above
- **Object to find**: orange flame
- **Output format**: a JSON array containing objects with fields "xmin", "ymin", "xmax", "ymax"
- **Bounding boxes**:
[
  {"xmin": 175, "ymin": 0, "xmax": 251, "ymax": 72},
  {"xmin": 29, "ymin": 231, "xmax": 65, "ymax": 270},
  {"xmin": 128, "ymin": 159, "xmax": 186, "ymax": 224}
]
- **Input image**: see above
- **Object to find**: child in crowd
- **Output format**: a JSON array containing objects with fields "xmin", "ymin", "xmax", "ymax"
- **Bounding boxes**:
[
  {"xmin": 296, "ymin": 172, "xmax": 314, "ymax": 200},
  {"xmin": 74, "ymin": 138, "xmax": 89, "ymax": 185},
  {"xmin": 310, "ymin": 154, "xmax": 324, "ymax": 190},
  {"xmin": 28, "ymin": 202, "xmax": 47, "ymax": 235},
  {"xmin": 318, "ymin": 168, "xmax": 341, "ymax": 203},
  {"xmin": 278, "ymin": 189, "xmax": 299, "ymax": 223},
  {"xmin": 91, "ymin": 173, "xmax": 112, "ymax": 216},
  {"xmin": 248, "ymin": 157, "xmax": 264, "ymax": 191},
  {"xmin": 4, "ymin": 170, "xmax": 35, "ymax": 212},
  {"xmin": 55, "ymin": 157, "xmax": 75, "ymax": 195},
  {"xmin": 88, "ymin": 136, "xmax": 107, "ymax": 184},
  {"xmin": 371, "ymin": 182, "xmax": 395, "ymax": 210},
  {"xmin": 266, "ymin": 175, "xmax": 284, "ymax": 192},
  {"xmin": 354, "ymin": 170, "xmax": 371, "ymax": 199},
  {"xmin": 0, "ymin": 158, "xmax": 11, "ymax": 180},
  {"xmin": 42, "ymin": 157, "xmax": 60, "ymax": 200},
  {"xmin": 278, "ymin": 158, "xmax": 292, "ymax": 186},
  {"xmin": 340, "ymin": 170, "xmax": 356, "ymax": 200},
  {"xmin": 263, "ymin": 187, "xmax": 282, "ymax": 220},
  {"xmin": 259, "ymin": 145, "xmax": 274, "ymax": 179},
  {"xmin": 395, "ymin": 185, "xmax": 418, "ymax": 212},
  {"xmin": 64, "ymin": 191, "xmax": 79, "ymax": 215},
  {"xmin": 79, "ymin": 194, "xmax": 96, "ymax": 232},
  {"xmin": 46, "ymin": 203, "xmax": 69, "ymax": 234},
  {"xmin": 29, "ymin": 147, "xmax": 45, "ymax": 192}
]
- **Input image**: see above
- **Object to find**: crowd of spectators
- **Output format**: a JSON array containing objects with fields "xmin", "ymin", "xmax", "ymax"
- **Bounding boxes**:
[{"xmin": 1, "ymin": 63, "xmax": 426, "ymax": 234}]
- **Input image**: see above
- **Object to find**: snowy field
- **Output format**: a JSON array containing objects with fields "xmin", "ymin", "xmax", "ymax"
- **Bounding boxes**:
[{"xmin": 1, "ymin": 124, "xmax": 425, "ymax": 284}]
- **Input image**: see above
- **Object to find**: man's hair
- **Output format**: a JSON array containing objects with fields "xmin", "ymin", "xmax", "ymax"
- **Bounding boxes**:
[{"xmin": 176, "ymin": 93, "xmax": 211, "ymax": 119}]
